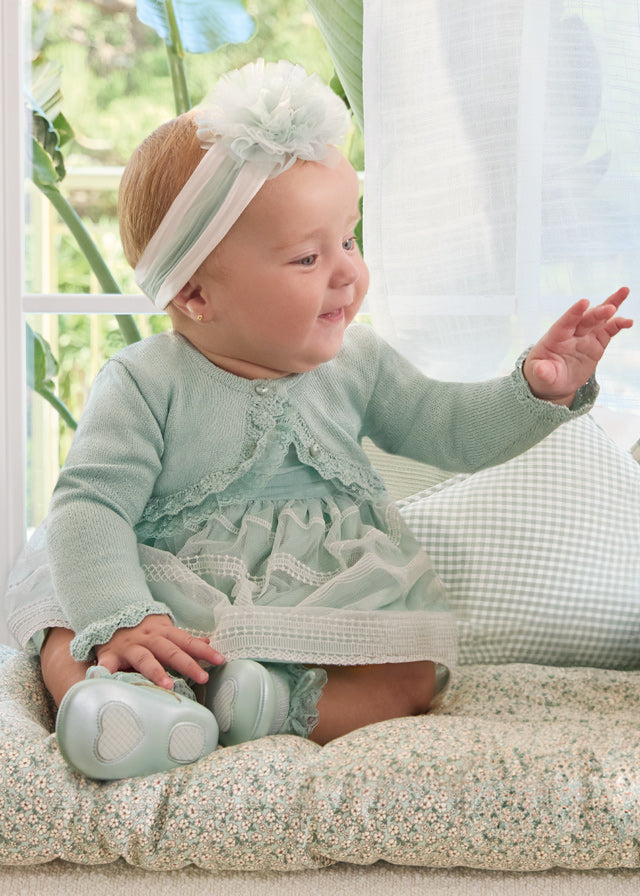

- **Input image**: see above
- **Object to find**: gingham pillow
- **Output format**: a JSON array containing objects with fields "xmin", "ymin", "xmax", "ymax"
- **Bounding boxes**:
[{"xmin": 399, "ymin": 415, "xmax": 640, "ymax": 668}]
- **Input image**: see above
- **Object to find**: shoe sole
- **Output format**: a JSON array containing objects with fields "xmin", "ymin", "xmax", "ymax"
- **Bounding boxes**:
[{"xmin": 56, "ymin": 678, "xmax": 218, "ymax": 780}]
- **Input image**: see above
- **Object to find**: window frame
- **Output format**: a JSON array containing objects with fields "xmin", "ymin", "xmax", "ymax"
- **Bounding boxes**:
[{"xmin": 1, "ymin": 1, "xmax": 27, "ymax": 643}]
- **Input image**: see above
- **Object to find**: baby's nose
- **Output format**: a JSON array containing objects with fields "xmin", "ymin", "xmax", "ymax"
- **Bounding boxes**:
[{"xmin": 332, "ymin": 255, "xmax": 360, "ymax": 288}]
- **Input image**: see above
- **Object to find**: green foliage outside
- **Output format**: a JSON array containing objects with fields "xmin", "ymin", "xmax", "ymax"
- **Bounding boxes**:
[{"xmin": 31, "ymin": 0, "xmax": 340, "ymax": 169}]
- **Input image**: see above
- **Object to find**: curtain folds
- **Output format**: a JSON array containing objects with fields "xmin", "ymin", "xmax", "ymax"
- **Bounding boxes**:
[{"xmin": 359, "ymin": 0, "xmax": 640, "ymax": 414}]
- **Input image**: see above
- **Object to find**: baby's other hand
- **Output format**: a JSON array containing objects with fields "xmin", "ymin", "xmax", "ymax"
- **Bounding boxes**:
[
  {"xmin": 95, "ymin": 614, "xmax": 224, "ymax": 690},
  {"xmin": 523, "ymin": 287, "xmax": 632, "ymax": 406}
]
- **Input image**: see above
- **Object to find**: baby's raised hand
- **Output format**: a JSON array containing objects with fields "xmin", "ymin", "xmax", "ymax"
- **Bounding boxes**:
[
  {"xmin": 523, "ymin": 287, "xmax": 633, "ymax": 406},
  {"xmin": 95, "ymin": 614, "xmax": 224, "ymax": 690}
]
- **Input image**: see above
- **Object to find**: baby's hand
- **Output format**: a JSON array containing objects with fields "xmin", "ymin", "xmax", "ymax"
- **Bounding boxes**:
[
  {"xmin": 523, "ymin": 287, "xmax": 633, "ymax": 406},
  {"xmin": 95, "ymin": 614, "xmax": 224, "ymax": 690}
]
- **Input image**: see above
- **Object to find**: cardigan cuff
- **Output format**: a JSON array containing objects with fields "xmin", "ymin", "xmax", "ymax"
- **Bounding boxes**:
[
  {"xmin": 70, "ymin": 601, "xmax": 175, "ymax": 662},
  {"xmin": 515, "ymin": 349, "xmax": 599, "ymax": 417}
]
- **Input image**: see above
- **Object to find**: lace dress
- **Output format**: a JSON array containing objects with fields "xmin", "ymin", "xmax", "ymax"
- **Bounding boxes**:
[{"xmin": 136, "ymin": 438, "xmax": 457, "ymax": 670}]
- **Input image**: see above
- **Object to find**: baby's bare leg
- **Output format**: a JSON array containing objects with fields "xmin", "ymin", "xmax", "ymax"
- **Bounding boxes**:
[
  {"xmin": 310, "ymin": 660, "xmax": 436, "ymax": 745},
  {"xmin": 40, "ymin": 627, "xmax": 91, "ymax": 708}
]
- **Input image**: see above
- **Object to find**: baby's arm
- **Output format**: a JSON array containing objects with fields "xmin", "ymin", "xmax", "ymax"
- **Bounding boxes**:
[
  {"xmin": 523, "ymin": 287, "xmax": 632, "ymax": 405},
  {"xmin": 45, "ymin": 357, "xmax": 190, "ymax": 666},
  {"xmin": 44, "ymin": 355, "xmax": 225, "ymax": 681},
  {"xmin": 40, "ymin": 628, "xmax": 92, "ymax": 707},
  {"xmin": 359, "ymin": 286, "xmax": 632, "ymax": 474},
  {"xmin": 95, "ymin": 614, "xmax": 223, "ymax": 690}
]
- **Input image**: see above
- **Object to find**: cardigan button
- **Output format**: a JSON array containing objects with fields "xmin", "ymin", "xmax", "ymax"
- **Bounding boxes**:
[
  {"xmin": 254, "ymin": 383, "xmax": 269, "ymax": 396},
  {"xmin": 308, "ymin": 442, "xmax": 322, "ymax": 458}
]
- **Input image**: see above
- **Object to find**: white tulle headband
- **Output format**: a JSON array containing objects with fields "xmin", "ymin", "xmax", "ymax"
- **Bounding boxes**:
[{"xmin": 134, "ymin": 59, "xmax": 351, "ymax": 309}]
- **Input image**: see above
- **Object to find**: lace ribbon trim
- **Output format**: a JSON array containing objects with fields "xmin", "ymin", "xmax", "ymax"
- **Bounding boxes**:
[
  {"xmin": 137, "ymin": 461, "xmax": 389, "ymax": 543},
  {"xmin": 211, "ymin": 607, "xmax": 458, "ymax": 668}
]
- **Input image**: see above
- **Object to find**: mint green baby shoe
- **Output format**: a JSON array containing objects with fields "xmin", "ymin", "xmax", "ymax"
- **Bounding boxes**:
[
  {"xmin": 204, "ymin": 659, "xmax": 290, "ymax": 747},
  {"xmin": 55, "ymin": 669, "xmax": 219, "ymax": 780}
]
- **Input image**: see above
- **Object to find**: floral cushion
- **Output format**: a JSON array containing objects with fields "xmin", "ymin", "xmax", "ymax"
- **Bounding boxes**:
[
  {"xmin": 1, "ymin": 643, "xmax": 639, "ymax": 871},
  {"xmin": 0, "ymin": 643, "xmax": 324, "ymax": 871}
]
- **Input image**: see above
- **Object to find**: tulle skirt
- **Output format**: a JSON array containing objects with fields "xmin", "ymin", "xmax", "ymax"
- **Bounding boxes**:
[{"xmin": 142, "ymin": 494, "xmax": 458, "ymax": 667}]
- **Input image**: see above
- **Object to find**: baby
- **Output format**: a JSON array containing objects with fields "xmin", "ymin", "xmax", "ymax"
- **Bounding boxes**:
[{"xmin": 7, "ymin": 60, "xmax": 632, "ymax": 780}]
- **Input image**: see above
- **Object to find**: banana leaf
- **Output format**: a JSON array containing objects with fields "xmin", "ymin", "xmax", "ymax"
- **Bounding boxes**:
[{"xmin": 306, "ymin": 0, "xmax": 363, "ymax": 131}]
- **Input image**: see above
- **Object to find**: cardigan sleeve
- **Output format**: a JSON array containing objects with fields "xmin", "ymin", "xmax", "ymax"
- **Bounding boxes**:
[
  {"xmin": 46, "ymin": 359, "xmax": 174, "ymax": 661},
  {"xmin": 360, "ymin": 331, "xmax": 598, "ymax": 473}
]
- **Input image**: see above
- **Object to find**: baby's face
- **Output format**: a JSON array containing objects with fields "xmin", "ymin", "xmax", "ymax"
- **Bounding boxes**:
[{"xmin": 189, "ymin": 154, "xmax": 369, "ymax": 379}]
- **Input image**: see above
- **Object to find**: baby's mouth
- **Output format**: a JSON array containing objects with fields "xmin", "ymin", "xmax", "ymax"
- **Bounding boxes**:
[{"xmin": 319, "ymin": 308, "xmax": 344, "ymax": 321}]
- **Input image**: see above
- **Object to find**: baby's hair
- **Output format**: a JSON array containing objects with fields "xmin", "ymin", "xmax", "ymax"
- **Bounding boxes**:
[{"xmin": 118, "ymin": 111, "xmax": 206, "ymax": 268}]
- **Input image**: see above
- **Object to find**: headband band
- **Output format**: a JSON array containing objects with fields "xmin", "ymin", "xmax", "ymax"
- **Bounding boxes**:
[{"xmin": 134, "ymin": 59, "xmax": 351, "ymax": 309}]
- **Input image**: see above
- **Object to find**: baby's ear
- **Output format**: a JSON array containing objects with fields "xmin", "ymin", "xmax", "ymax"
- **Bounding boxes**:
[{"xmin": 171, "ymin": 282, "xmax": 210, "ymax": 322}]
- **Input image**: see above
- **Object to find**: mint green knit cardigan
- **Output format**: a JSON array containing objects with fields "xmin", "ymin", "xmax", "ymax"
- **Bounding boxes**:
[{"xmin": 41, "ymin": 324, "xmax": 595, "ymax": 660}]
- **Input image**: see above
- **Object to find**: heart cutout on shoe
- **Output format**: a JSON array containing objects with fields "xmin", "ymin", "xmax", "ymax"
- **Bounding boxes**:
[
  {"xmin": 211, "ymin": 680, "xmax": 237, "ymax": 733},
  {"xmin": 168, "ymin": 722, "xmax": 206, "ymax": 762},
  {"xmin": 95, "ymin": 702, "xmax": 144, "ymax": 762}
]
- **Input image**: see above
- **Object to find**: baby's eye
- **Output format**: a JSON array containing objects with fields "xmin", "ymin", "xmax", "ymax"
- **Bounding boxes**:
[
  {"xmin": 343, "ymin": 237, "xmax": 356, "ymax": 251},
  {"xmin": 297, "ymin": 254, "xmax": 317, "ymax": 267}
]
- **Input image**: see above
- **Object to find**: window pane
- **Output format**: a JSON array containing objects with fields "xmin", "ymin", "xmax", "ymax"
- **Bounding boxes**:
[{"xmin": 363, "ymin": 0, "xmax": 640, "ymax": 446}]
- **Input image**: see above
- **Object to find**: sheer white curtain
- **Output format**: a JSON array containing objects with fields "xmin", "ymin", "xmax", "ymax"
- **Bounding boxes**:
[{"xmin": 362, "ymin": 0, "xmax": 640, "ymax": 431}]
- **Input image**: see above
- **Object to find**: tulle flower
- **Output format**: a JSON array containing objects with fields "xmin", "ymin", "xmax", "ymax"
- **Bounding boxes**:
[{"xmin": 195, "ymin": 59, "xmax": 351, "ymax": 176}]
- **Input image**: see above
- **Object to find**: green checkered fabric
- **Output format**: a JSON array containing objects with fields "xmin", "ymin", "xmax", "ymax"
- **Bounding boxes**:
[{"xmin": 399, "ymin": 415, "xmax": 640, "ymax": 669}]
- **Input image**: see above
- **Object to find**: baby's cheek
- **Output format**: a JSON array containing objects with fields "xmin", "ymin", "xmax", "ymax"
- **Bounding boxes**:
[
  {"xmin": 352, "ymin": 270, "xmax": 369, "ymax": 315},
  {"xmin": 357, "ymin": 261, "xmax": 370, "ymax": 299}
]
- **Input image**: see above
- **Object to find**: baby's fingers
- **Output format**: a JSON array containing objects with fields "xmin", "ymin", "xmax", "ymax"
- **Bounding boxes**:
[
  {"xmin": 97, "ymin": 643, "xmax": 175, "ymax": 690},
  {"xmin": 544, "ymin": 298, "xmax": 590, "ymax": 341},
  {"xmin": 165, "ymin": 627, "xmax": 224, "ymax": 667},
  {"xmin": 576, "ymin": 302, "xmax": 633, "ymax": 339},
  {"xmin": 575, "ymin": 287, "xmax": 632, "ymax": 335},
  {"xmin": 573, "ymin": 301, "xmax": 620, "ymax": 337},
  {"xmin": 180, "ymin": 633, "xmax": 224, "ymax": 667},
  {"xmin": 156, "ymin": 633, "xmax": 223, "ymax": 686},
  {"xmin": 549, "ymin": 289, "xmax": 631, "ymax": 339},
  {"xmin": 604, "ymin": 315, "xmax": 634, "ymax": 338},
  {"xmin": 599, "ymin": 286, "xmax": 630, "ymax": 312}
]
